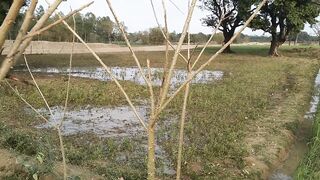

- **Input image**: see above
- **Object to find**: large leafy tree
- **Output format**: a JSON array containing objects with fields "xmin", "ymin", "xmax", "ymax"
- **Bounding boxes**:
[
  {"xmin": 200, "ymin": 0, "xmax": 256, "ymax": 53},
  {"xmin": 251, "ymin": 0, "xmax": 320, "ymax": 56},
  {"xmin": 96, "ymin": 16, "xmax": 114, "ymax": 43},
  {"xmin": 83, "ymin": 12, "xmax": 96, "ymax": 42}
]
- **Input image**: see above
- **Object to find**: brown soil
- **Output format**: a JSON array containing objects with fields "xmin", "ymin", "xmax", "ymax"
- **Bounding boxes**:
[
  {"xmin": 2, "ymin": 40, "xmax": 200, "ymax": 55},
  {"xmin": 243, "ymin": 86, "xmax": 311, "ymax": 179},
  {"xmin": 0, "ymin": 149, "xmax": 20, "ymax": 178},
  {"xmin": 0, "ymin": 148, "xmax": 104, "ymax": 179}
]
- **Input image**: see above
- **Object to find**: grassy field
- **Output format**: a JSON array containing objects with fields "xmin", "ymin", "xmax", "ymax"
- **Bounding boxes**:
[
  {"xmin": 295, "ymin": 106, "xmax": 320, "ymax": 179},
  {"xmin": 0, "ymin": 45, "xmax": 319, "ymax": 179}
]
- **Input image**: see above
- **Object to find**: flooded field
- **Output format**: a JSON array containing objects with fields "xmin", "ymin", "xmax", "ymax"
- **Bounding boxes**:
[
  {"xmin": 33, "ymin": 105, "xmax": 177, "ymax": 175},
  {"xmin": 17, "ymin": 66, "xmax": 224, "ymax": 87},
  {"xmin": 27, "ymin": 66, "xmax": 223, "ymax": 137},
  {"xmin": 35, "ymin": 106, "xmax": 148, "ymax": 137}
]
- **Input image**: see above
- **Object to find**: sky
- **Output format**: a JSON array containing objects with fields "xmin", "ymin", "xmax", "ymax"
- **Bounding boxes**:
[{"xmin": 40, "ymin": 0, "xmax": 316, "ymax": 36}]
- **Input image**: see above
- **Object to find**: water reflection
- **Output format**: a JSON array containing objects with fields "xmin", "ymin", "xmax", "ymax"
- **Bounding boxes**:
[
  {"xmin": 35, "ymin": 106, "xmax": 148, "ymax": 137},
  {"xmin": 304, "ymin": 70, "xmax": 320, "ymax": 120},
  {"xmin": 22, "ymin": 67, "xmax": 223, "ymax": 87}
]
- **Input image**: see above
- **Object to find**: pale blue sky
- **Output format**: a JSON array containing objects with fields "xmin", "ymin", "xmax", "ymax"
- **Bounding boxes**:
[{"xmin": 41, "ymin": 0, "xmax": 316, "ymax": 36}]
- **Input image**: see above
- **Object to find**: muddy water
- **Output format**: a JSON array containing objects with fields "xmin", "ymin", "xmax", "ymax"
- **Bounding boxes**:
[
  {"xmin": 19, "ymin": 67, "xmax": 223, "ymax": 87},
  {"xmin": 28, "ymin": 66, "xmax": 222, "ymax": 176},
  {"xmin": 35, "ymin": 105, "xmax": 176, "ymax": 175},
  {"xmin": 36, "ymin": 106, "xmax": 148, "ymax": 137},
  {"xmin": 270, "ymin": 70, "xmax": 320, "ymax": 180}
]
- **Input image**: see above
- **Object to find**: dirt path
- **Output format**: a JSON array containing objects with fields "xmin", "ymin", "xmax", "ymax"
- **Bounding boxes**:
[
  {"xmin": 243, "ymin": 70, "xmax": 319, "ymax": 179},
  {"xmin": 2, "ymin": 40, "xmax": 203, "ymax": 55},
  {"xmin": 0, "ymin": 149, "xmax": 18, "ymax": 178}
]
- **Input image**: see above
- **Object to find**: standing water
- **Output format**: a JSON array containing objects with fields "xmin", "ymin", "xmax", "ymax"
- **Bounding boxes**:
[
  {"xmin": 17, "ymin": 66, "xmax": 224, "ymax": 87},
  {"xmin": 27, "ymin": 66, "xmax": 224, "ymax": 176},
  {"xmin": 35, "ymin": 105, "xmax": 148, "ymax": 137}
]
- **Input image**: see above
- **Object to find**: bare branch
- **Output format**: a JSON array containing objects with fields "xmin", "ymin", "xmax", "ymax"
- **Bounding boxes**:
[
  {"xmin": 153, "ymin": 0, "xmax": 198, "ymax": 128},
  {"xmin": 176, "ymin": 74, "xmax": 191, "ymax": 180},
  {"xmin": 176, "ymin": 1, "xmax": 192, "ymax": 178},
  {"xmin": 105, "ymin": 0, "xmax": 149, "ymax": 85},
  {"xmin": 147, "ymin": 59, "xmax": 155, "ymax": 117},
  {"xmin": 24, "ymin": 55, "xmax": 53, "ymax": 116},
  {"xmin": 149, "ymin": 0, "xmax": 188, "ymax": 64},
  {"xmin": 5, "ymin": 80, "xmax": 48, "ymax": 123},
  {"xmin": 56, "ymin": 17, "xmax": 148, "ymax": 130},
  {"xmin": 168, "ymin": 0, "xmax": 185, "ymax": 15},
  {"xmin": 0, "ymin": 0, "xmax": 38, "ymax": 75},
  {"xmin": 0, "ymin": 0, "xmax": 64, "ymax": 80},
  {"xmin": 156, "ymin": 0, "xmax": 268, "ymax": 118},
  {"xmin": 25, "ymin": 54, "xmax": 68, "ymax": 180},
  {"xmin": 61, "ymin": 14, "xmax": 76, "ymax": 128},
  {"xmin": 0, "ymin": 0, "xmax": 25, "ymax": 50},
  {"xmin": 24, "ymin": 1, "xmax": 94, "ymax": 40},
  {"xmin": 191, "ymin": 15, "xmax": 224, "ymax": 69}
]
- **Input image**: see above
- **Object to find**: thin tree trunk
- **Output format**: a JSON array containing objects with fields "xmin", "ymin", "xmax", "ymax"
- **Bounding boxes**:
[
  {"xmin": 176, "ymin": 75, "xmax": 191, "ymax": 179},
  {"xmin": 147, "ymin": 126, "xmax": 156, "ymax": 180},
  {"xmin": 0, "ymin": 0, "xmax": 24, "ymax": 50}
]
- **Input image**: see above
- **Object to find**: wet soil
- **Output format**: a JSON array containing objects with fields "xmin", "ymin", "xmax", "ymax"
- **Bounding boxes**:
[{"xmin": 269, "ymin": 70, "xmax": 320, "ymax": 180}]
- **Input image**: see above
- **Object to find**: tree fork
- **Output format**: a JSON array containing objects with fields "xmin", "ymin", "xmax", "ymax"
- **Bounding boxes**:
[{"xmin": 0, "ymin": 0, "xmax": 24, "ymax": 50}]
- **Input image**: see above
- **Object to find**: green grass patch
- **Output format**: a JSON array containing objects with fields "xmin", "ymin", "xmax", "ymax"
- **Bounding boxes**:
[
  {"xmin": 0, "ymin": 45, "xmax": 319, "ymax": 179},
  {"xmin": 295, "ymin": 107, "xmax": 320, "ymax": 179}
]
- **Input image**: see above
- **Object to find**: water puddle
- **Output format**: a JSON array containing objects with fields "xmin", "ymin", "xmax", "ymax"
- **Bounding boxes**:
[
  {"xmin": 270, "ymin": 70, "xmax": 320, "ymax": 180},
  {"xmin": 35, "ymin": 105, "xmax": 148, "ymax": 137},
  {"xmin": 17, "ymin": 66, "xmax": 223, "ymax": 87},
  {"xmin": 34, "ymin": 105, "xmax": 176, "ymax": 175},
  {"xmin": 304, "ymin": 71, "xmax": 320, "ymax": 120}
]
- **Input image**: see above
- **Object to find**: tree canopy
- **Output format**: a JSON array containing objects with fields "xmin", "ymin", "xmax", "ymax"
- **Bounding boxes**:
[
  {"xmin": 251, "ymin": 0, "xmax": 320, "ymax": 56},
  {"xmin": 200, "ymin": 0, "xmax": 256, "ymax": 53},
  {"xmin": 0, "ymin": 0, "xmax": 13, "ymax": 23}
]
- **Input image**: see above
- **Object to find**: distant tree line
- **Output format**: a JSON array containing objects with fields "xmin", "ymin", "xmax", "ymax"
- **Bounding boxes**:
[
  {"xmin": 6, "ymin": 5, "xmax": 126, "ymax": 43},
  {"xmin": 2, "ymin": 2, "xmax": 319, "ymax": 49},
  {"xmin": 1, "ymin": 5, "xmax": 276, "ymax": 46}
]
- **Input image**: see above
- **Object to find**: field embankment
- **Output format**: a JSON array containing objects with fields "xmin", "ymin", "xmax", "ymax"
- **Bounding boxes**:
[{"xmin": 1, "ymin": 40, "xmax": 201, "ymax": 54}]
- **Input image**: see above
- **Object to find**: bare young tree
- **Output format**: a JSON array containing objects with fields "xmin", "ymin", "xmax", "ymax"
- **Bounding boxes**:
[
  {"xmin": 1, "ymin": 1, "xmax": 92, "ymax": 179},
  {"xmin": 2, "ymin": 0, "xmax": 267, "ymax": 179},
  {"xmin": 0, "ymin": 0, "xmax": 93, "ymax": 80},
  {"xmin": 105, "ymin": 0, "xmax": 267, "ymax": 178}
]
